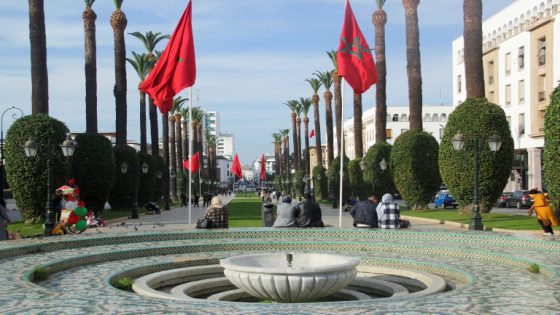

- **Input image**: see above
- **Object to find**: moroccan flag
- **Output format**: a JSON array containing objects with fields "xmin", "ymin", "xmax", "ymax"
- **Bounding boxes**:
[
  {"xmin": 310, "ymin": 129, "xmax": 315, "ymax": 138},
  {"xmin": 139, "ymin": 0, "xmax": 196, "ymax": 113},
  {"xmin": 183, "ymin": 151, "xmax": 200, "ymax": 173},
  {"xmin": 336, "ymin": 0, "xmax": 377, "ymax": 94},
  {"xmin": 260, "ymin": 154, "xmax": 266, "ymax": 180},
  {"xmin": 231, "ymin": 154, "xmax": 242, "ymax": 178}
]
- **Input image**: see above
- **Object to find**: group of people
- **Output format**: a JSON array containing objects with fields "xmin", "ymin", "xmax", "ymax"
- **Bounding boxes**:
[
  {"xmin": 272, "ymin": 193, "xmax": 324, "ymax": 228},
  {"xmin": 348, "ymin": 193, "xmax": 406, "ymax": 229}
]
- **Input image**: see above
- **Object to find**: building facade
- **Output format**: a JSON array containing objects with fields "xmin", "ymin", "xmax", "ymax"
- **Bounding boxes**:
[
  {"xmin": 217, "ymin": 134, "xmax": 235, "ymax": 158},
  {"xmin": 216, "ymin": 155, "xmax": 232, "ymax": 188},
  {"xmin": 452, "ymin": 0, "xmax": 560, "ymax": 191}
]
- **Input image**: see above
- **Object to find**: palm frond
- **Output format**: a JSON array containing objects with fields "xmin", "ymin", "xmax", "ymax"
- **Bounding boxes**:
[
  {"xmin": 113, "ymin": 0, "xmax": 123, "ymax": 9},
  {"xmin": 285, "ymin": 100, "xmax": 299, "ymax": 113},
  {"xmin": 298, "ymin": 97, "xmax": 312, "ymax": 116},
  {"xmin": 327, "ymin": 50, "xmax": 338, "ymax": 71},
  {"xmin": 126, "ymin": 51, "xmax": 153, "ymax": 80},
  {"xmin": 314, "ymin": 70, "xmax": 334, "ymax": 90},
  {"xmin": 129, "ymin": 31, "xmax": 170, "ymax": 53},
  {"xmin": 305, "ymin": 78, "xmax": 323, "ymax": 94},
  {"xmin": 172, "ymin": 96, "xmax": 188, "ymax": 113},
  {"xmin": 84, "ymin": 0, "xmax": 96, "ymax": 7},
  {"xmin": 375, "ymin": 0, "xmax": 386, "ymax": 10}
]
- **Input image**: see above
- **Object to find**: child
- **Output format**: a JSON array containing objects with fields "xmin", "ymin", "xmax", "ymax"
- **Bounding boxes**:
[{"xmin": 528, "ymin": 189, "xmax": 558, "ymax": 235}]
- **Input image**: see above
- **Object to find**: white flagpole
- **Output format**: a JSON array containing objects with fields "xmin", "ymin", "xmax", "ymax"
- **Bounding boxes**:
[
  {"xmin": 188, "ymin": 87, "xmax": 193, "ymax": 224},
  {"xmin": 339, "ymin": 79, "xmax": 345, "ymax": 227}
]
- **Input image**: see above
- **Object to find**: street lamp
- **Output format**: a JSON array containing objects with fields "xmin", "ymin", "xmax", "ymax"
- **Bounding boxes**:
[
  {"xmin": 452, "ymin": 132, "xmax": 502, "ymax": 231},
  {"xmin": 360, "ymin": 158, "xmax": 388, "ymax": 197},
  {"xmin": 121, "ymin": 161, "xmax": 148, "ymax": 219},
  {"xmin": 24, "ymin": 134, "xmax": 76, "ymax": 236},
  {"xmin": 1, "ymin": 106, "xmax": 24, "ymax": 203}
]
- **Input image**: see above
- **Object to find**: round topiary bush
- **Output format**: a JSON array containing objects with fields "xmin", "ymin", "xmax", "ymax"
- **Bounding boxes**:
[
  {"xmin": 71, "ymin": 133, "xmax": 115, "ymax": 215},
  {"xmin": 392, "ymin": 130, "xmax": 441, "ymax": 210},
  {"xmin": 364, "ymin": 143, "xmax": 396, "ymax": 198},
  {"xmin": 137, "ymin": 153, "xmax": 157, "ymax": 206},
  {"xmin": 439, "ymin": 98, "xmax": 513, "ymax": 212},
  {"xmin": 327, "ymin": 156, "xmax": 350, "ymax": 203},
  {"xmin": 545, "ymin": 85, "xmax": 560, "ymax": 207},
  {"xmin": 5, "ymin": 114, "xmax": 69, "ymax": 220},
  {"xmin": 108, "ymin": 145, "xmax": 140, "ymax": 211},
  {"xmin": 153, "ymin": 155, "xmax": 165, "ymax": 203},
  {"xmin": 348, "ymin": 159, "xmax": 367, "ymax": 199},
  {"xmin": 293, "ymin": 170, "xmax": 304, "ymax": 198},
  {"xmin": 313, "ymin": 166, "xmax": 328, "ymax": 201}
]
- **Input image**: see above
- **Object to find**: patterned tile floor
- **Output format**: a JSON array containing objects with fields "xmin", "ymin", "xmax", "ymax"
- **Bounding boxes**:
[{"xmin": 0, "ymin": 228, "xmax": 559, "ymax": 314}]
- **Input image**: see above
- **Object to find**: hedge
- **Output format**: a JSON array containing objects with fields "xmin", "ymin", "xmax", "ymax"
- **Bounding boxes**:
[
  {"xmin": 293, "ymin": 170, "xmax": 304, "ymax": 198},
  {"xmin": 327, "ymin": 156, "xmax": 350, "ymax": 203},
  {"xmin": 348, "ymin": 159, "xmax": 367, "ymax": 199},
  {"xmin": 544, "ymin": 85, "xmax": 560, "ymax": 206},
  {"xmin": 313, "ymin": 166, "xmax": 328, "ymax": 200},
  {"xmin": 392, "ymin": 130, "xmax": 441, "ymax": 210},
  {"xmin": 108, "ymin": 145, "xmax": 140, "ymax": 210},
  {"xmin": 152, "ymin": 155, "xmax": 164, "ymax": 203},
  {"xmin": 137, "ymin": 153, "xmax": 157, "ymax": 205},
  {"xmin": 71, "ymin": 133, "xmax": 115, "ymax": 215},
  {"xmin": 5, "ymin": 115, "xmax": 69, "ymax": 220},
  {"xmin": 439, "ymin": 98, "xmax": 513, "ymax": 212},
  {"xmin": 363, "ymin": 143, "xmax": 396, "ymax": 198}
]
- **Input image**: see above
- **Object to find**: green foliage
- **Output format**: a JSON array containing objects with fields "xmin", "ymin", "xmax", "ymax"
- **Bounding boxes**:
[
  {"xmin": 108, "ymin": 145, "xmax": 139, "ymax": 210},
  {"xmin": 327, "ymin": 156, "xmax": 350, "ymax": 202},
  {"xmin": 439, "ymin": 98, "xmax": 514, "ymax": 212},
  {"xmin": 364, "ymin": 143, "xmax": 396, "ymax": 198},
  {"xmin": 71, "ymin": 134, "xmax": 115, "ymax": 215},
  {"xmin": 5, "ymin": 115, "xmax": 69, "ymax": 220},
  {"xmin": 312, "ymin": 166, "xmax": 328, "ymax": 200},
  {"xmin": 544, "ymin": 85, "xmax": 560, "ymax": 206},
  {"xmin": 32, "ymin": 266, "xmax": 49, "ymax": 282},
  {"xmin": 293, "ymin": 171, "xmax": 305, "ymax": 198},
  {"xmin": 274, "ymin": 175, "xmax": 284, "ymax": 192},
  {"xmin": 137, "ymin": 153, "xmax": 157, "ymax": 205},
  {"xmin": 152, "ymin": 155, "xmax": 164, "ymax": 203},
  {"xmin": 392, "ymin": 130, "xmax": 441, "ymax": 210},
  {"xmin": 115, "ymin": 277, "xmax": 134, "ymax": 291},
  {"xmin": 348, "ymin": 159, "xmax": 367, "ymax": 199},
  {"xmin": 528, "ymin": 263, "xmax": 540, "ymax": 274}
]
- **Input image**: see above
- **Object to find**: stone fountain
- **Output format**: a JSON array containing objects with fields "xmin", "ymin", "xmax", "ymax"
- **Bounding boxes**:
[{"xmin": 220, "ymin": 253, "xmax": 359, "ymax": 303}]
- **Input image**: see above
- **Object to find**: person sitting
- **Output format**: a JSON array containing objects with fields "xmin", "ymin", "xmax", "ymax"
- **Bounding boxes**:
[
  {"xmin": 295, "ymin": 193, "xmax": 324, "ymax": 227},
  {"xmin": 273, "ymin": 198, "xmax": 298, "ymax": 227},
  {"xmin": 350, "ymin": 194, "xmax": 379, "ymax": 228},
  {"xmin": 528, "ymin": 189, "xmax": 558, "ymax": 235},
  {"xmin": 377, "ymin": 193, "xmax": 401, "ymax": 229},
  {"xmin": 201, "ymin": 196, "xmax": 228, "ymax": 228}
]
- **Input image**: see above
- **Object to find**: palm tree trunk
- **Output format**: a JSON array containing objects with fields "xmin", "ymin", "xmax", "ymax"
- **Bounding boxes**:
[
  {"xmin": 304, "ymin": 118, "xmax": 310, "ymax": 177},
  {"xmin": 374, "ymin": 9, "xmax": 387, "ymax": 144},
  {"xmin": 312, "ymin": 95, "xmax": 323, "ymax": 167},
  {"xmin": 463, "ymin": 0, "xmax": 485, "ymax": 98},
  {"xmin": 284, "ymin": 137, "xmax": 290, "ymax": 178},
  {"xmin": 83, "ymin": 6, "xmax": 97, "ymax": 133},
  {"xmin": 112, "ymin": 13, "xmax": 128, "ymax": 145},
  {"xmin": 296, "ymin": 118, "xmax": 302, "ymax": 173},
  {"xmin": 403, "ymin": 0, "xmax": 423, "ymax": 131},
  {"xmin": 291, "ymin": 113, "xmax": 298, "ymax": 171},
  {"xmin": 332, "ymin": 72, "xmax": 342, "ymax": 157},
  {"xmin": 149, "ymin": 98, "xmax": 159, "ymax": 155},
  {"xmin": 175, "ymin": 114, "xmax": 183, "ymax": 172},
  {"xmin": 182, "ymin": 119, "xmax": 188, "ymax": 164},
  {"xmin": 162, "ymin": 112, "xmax": 170, "ymax": 208},
  {"xmin": 139, "ymin": 91, "xmax": 147, "ymax": 153},
  {"xmin": 353, "ymin": 92, "xmax": 364, "ymax": 158},
  {"xmin": 169, "ymin": 117, "xmax": 177, "ymax": 199},
  {"xmin": 29, "ymin": 0, "xmax": 49, "ymax": 115},
  {"xmin": 324, "ymin": 90, "xmax": 334, "ymax": 168},
  {"xmin": 274, "ymin": 143, "xmax": 280, "ymax": 175}
]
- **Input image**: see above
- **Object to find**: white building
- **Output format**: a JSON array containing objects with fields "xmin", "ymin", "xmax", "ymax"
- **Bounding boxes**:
[
  {"xmin": 251, "ymin": 154, "xmax": 275, "ymax": 180},
  {"xmin": 337, "ymin": 105, "xmax": 454, "ymax": 161},
  {"xmin": 217, "ymin": 133, "xmax": 235, "ymax": 158},
  {"xmin": 216, "ymin": 155, "xmax": 232, "ymax": 188},
  {"xmin": 452, "ymin": 0, "xmax": 560, "ymax": 191}
]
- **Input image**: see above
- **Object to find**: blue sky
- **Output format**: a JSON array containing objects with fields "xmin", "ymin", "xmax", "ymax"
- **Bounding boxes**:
[{"xmin": 0, "ymin": 0, "xmax": 512, "ymax": 165}]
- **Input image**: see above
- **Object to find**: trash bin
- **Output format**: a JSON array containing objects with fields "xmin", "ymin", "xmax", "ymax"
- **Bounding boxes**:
[{"xmin": 262, "ymin": 203, "xmax": 276, "ymax": 227}]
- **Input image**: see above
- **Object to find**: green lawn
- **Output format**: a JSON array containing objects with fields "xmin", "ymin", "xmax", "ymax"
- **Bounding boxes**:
[
  {"xmin": 7, "ymin": 222, "xmax": 43, "ymax": 237},
  {"xmin": 401, "ymin": 208, "xmax": 543, "ymax": 230},
  {"xmin": 228, "ymin": 196, "xmax": 262, "ymax": 227},
  {"xmin": 101, "ymin": 207, "xmax": 148, "ymax": 221}
]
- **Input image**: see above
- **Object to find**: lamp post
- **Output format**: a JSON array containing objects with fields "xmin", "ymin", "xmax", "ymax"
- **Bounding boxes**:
[
  {"xmin": 452, "ymin": 133, "xmax": 502, "ymax": 231},
  {"xmin": 1, "ymin": 106, "xmax": 24, "ymax": 203},
  {"xmin": 303, "ymin": 175, "xmax": 310, "ymax": 194},
  {"xmin": 24, "ymin": 134, "xmax": 76, "ymax": 236},
  {"xmin": 120, "ymin": 161, "xmax": 148, "ymax": 219},
  {"xmin": 360, "ymin": 158, "xmax": 388, "ymax": 197}
]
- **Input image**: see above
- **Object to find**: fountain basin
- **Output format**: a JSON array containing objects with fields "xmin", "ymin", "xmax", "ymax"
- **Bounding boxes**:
[{"xmin": 220, "ymin": 253, "xmax": 359, "ymax": 303}]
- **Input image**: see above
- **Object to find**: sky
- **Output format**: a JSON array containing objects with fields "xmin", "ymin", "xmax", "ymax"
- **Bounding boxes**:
[{"xmin": 0, "ymin": 0, "xmax": 513, "ymax": 165}]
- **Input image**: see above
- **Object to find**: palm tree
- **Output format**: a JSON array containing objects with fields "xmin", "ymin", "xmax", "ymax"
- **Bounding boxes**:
[
  {"xmin": 180, "ymin": 108, "xmax": 189, "ymax": 164},
  {"xmin": 295, "ymin": 103, "xmax": 303, "ymax": 173},
  {"xmin": 286, "ymin": 100, "xmax": 300, "ymax": 171},
  {"xmin": 171, "ymin": 98, "xmax": 187, "ymax": 179},
  {"xmin": 299, "ymin": 97, "xmax": 312, "ymax": 179},
  {"xmin": 403, "ymin": 0, "xmax": 423, "ymax": 131},
  {"xmin": 129, "ymin": 31, "xmax": 170, "ymax": 154},
  {"xmin": 162, "ymin": 110, "xmax": 170, "ymax": 208},
  {"xmin": 280, "ymin": 129, "xmax": 290, "ymax": 179},
  {"xmin": 327, "ymin": 51, "xmax": 342, "ymax": 157},
  {"xmin": 373, "ymin": 0, "xmax": 388, "ymax": 144},
  {"xmin": 170, "ymin": 97, "xmax": 188, "ymax": 199},
  {"xmin": 111, "ymin": 0, "xmax": 128, "ymax": 145},
  {"xmin": 353, "ymin": 92, "xmax": 364, "ymax": 158},
  {"xmin": 191, "ymin": 107, "xmax": 205, "ymax": 183},
  {"xmin": 463, "ymin": 0, "xmax": 484, "ymax": 98},
  {"xmin": 272, "ymin": 133, "xmax": 283, "ymax": 176},
  {"xmin": 29, "ymin": 0, "xmax": 48, "ymax": 115},
  {"xmin": 205, "ymin": 132, "xmax": 217, "ymax": 181},
  {"xmin": 126, "ymin": 52, "xmax": 153, "ymax": 153},
  {"xmin": 83, "ymin": 0, "xmax": 98, "ymax": 133},
  {"xmin": 315, "ymin": 70, "xmax": 335, "ymax": 167},
  {"xmin": 305, "ymin": 78, "xmax": 324, "ymax": 168}
]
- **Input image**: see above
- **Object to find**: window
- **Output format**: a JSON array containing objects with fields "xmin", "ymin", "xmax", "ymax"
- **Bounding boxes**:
[
  {"xmin": 432, "ymin": 113, "xmax": 439, "ymax": 122},
  {"xmin": 423, "ymin": 114, "xmax": 431, "ymax": 122},
  {"xmin": 518, "ymin": 46, "xmax": 525, "ymax": 70},
  {"xmin": 518, "ymin": 80, "xmax": 525, "ymax": 104},
  {"xmin": 538, "ymin": 74, "xmax": 546, "ymax": 102},
  {"xmin": 439, "ymin": 128, "xmax": 444, "ymax": 140},
  {"xmin": 457, "ymin": 75, "xmax": 462, "ymax": 93},
  {"xmin": 386, "ymin": 129, "xmax": 392, "ymax": 139},
  {"xmin": 505, "ymin": 52, "xmax": 511, "ymax": 75},
  {"xmin": 392, "ymin": 114, "xmax": 399, "ymax": 122},
  {"xmin": 538, "ymin": 37, "xmax": 546, "ymax": 66},
  {"xmin": 519, "ymin": 113, "xmax": 525, "ymax": 135},
  {"xmin": 539, "ymin": 110, "xmax": 545, "ymax": 132},
  {"xmin": 400, "ymin": 114, "xmax": 407, "ymax": 122},
  {"xmin": 488, "ymin": 60, "xmax": 495, "ymax": 84},
  {"xmin": 505, "ymin": 84, "xmax": 511, "ymax": 107}
]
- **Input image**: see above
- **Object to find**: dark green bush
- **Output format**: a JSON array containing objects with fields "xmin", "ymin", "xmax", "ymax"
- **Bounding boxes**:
[
  {"xmin": 327, "ymin": 156, "xmax": 350, "ymax": 203},
  {"xmin": 392, "ymin": 130, "xmax": 441, "ymax": 210},
  {"xmin": 364, "ymin": 143, "xmax": 396, "ymax": 198},
  {"xmin": 545, "ymin": 85, "xmax": 560, "ymax": 206},
  {"xmin": 528, "ymin": 263, "xmax": 540, "ymax": 274},
  {"xmin": 5, "ymin": 115, "xmax": 69, "ymax": 220},
  {"xmin": 313, "ymin": 166, "xmax": 328, "ymax": 200},
  {"xmin": 439, "ymin": 98, "xmax": 513, "ymax": 212},
  {"xmin": 32, "ymin": 266, "xmax": 49, "ymax": 282},
  {"xmin": 348, "ymin": 159, "xmax": 367, "ymax": 199},
  {"xmin": 71, "ymin": 133, "xmax": 115, "ymax": 215},
  {"xmin": 108, "ymin": 145, "xmax": 139, "ymax": 210},
  {"xmin": 153, "ymin": 155, "xmax": 164, "ymax": 203},
  {"xmin": 137, "ymin": 153, "xmax": 157, "ymax": 205},
  {"xmin": 293, "ymin": 170, "xmax": 304, "ymax": 198},
  {"xmin": 115, "ymin": 277, "xmax": 134, "ymax": 291}
]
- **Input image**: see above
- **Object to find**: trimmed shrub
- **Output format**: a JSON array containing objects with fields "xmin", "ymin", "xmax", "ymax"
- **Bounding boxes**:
[
  {"xmin": 115, "ymin": 277, "xmax": 134, "ymax": 291},
  {"xmin": 32, "ymin": 266, "xmax": 49, "ymax": 282},
  {"xmin": 545, "ymin": 85, "xmax": 560, "ymax": 206},
  {"xmin": 71, "ymin": 133, "xmax": 115, "ymax": 215},
  {"xmin": 327, "ymin": 156, "xmax": 350, "ymax": 203},
  {"xmin": 392, "ymin": 130, "xmax": 441, "ymax": 210},
  {"xmin": 313, "ymin": 166, "xmax": 328, "ymax": 200},
  {"xmin": 152, "ymin": 155, "xmax": 164, "ymax": 203},
  {"xmin": 528, "ymin": 263, "xmax": 540, "ymax": 274},
  {"xmin": 364, "ymin": 143, "xmax": 396, "ymax": 198},
  {"xmin": 439, "ymin": 98, "xmax": 514, "ymax": 212},
  {"xmin": 348, "ymin": 159, "xmax": 367, "ymax": 199},
  {"xmin": 5, "ymin": 115, "xmax": 69, "ymax": 220},
  {"xmin": 137, "ymin": 153, "xmax": 157, "ymax": 205},
  {"xmin": 108, "ymin": 145, "xmax": 139, "ymax": 210},
  {"xmin": 293, "ymin": 170, "xmax": 304, "ymax": 198}
]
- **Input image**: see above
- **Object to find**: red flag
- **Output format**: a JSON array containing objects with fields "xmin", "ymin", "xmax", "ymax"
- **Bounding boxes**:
[
  {"xmin": 139, "ymin": 0, "xmax": 196, "ymax": 113},
  {"xmin": 309, "ymin": 129, "xmax": 315, "ymax": 138},
  {"xmin": 231, "ymin": 154, "xmax": 242, "ymax": 178},
  {"xmin": 336, "ymin": 0, "xmax": 377, "ymax": 94},
  {"xmin": 260, "ymin": 154, "xmax": 266, "ymax": 180},
  {"xmin": 183, "ymin": 151, "xmax": 200, "ymax": 173}
]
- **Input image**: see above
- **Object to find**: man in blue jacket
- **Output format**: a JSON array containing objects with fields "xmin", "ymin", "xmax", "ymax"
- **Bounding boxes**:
[{"xmin": 349, "ymin": 194, "xmax": 379, "ymax": 228}]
